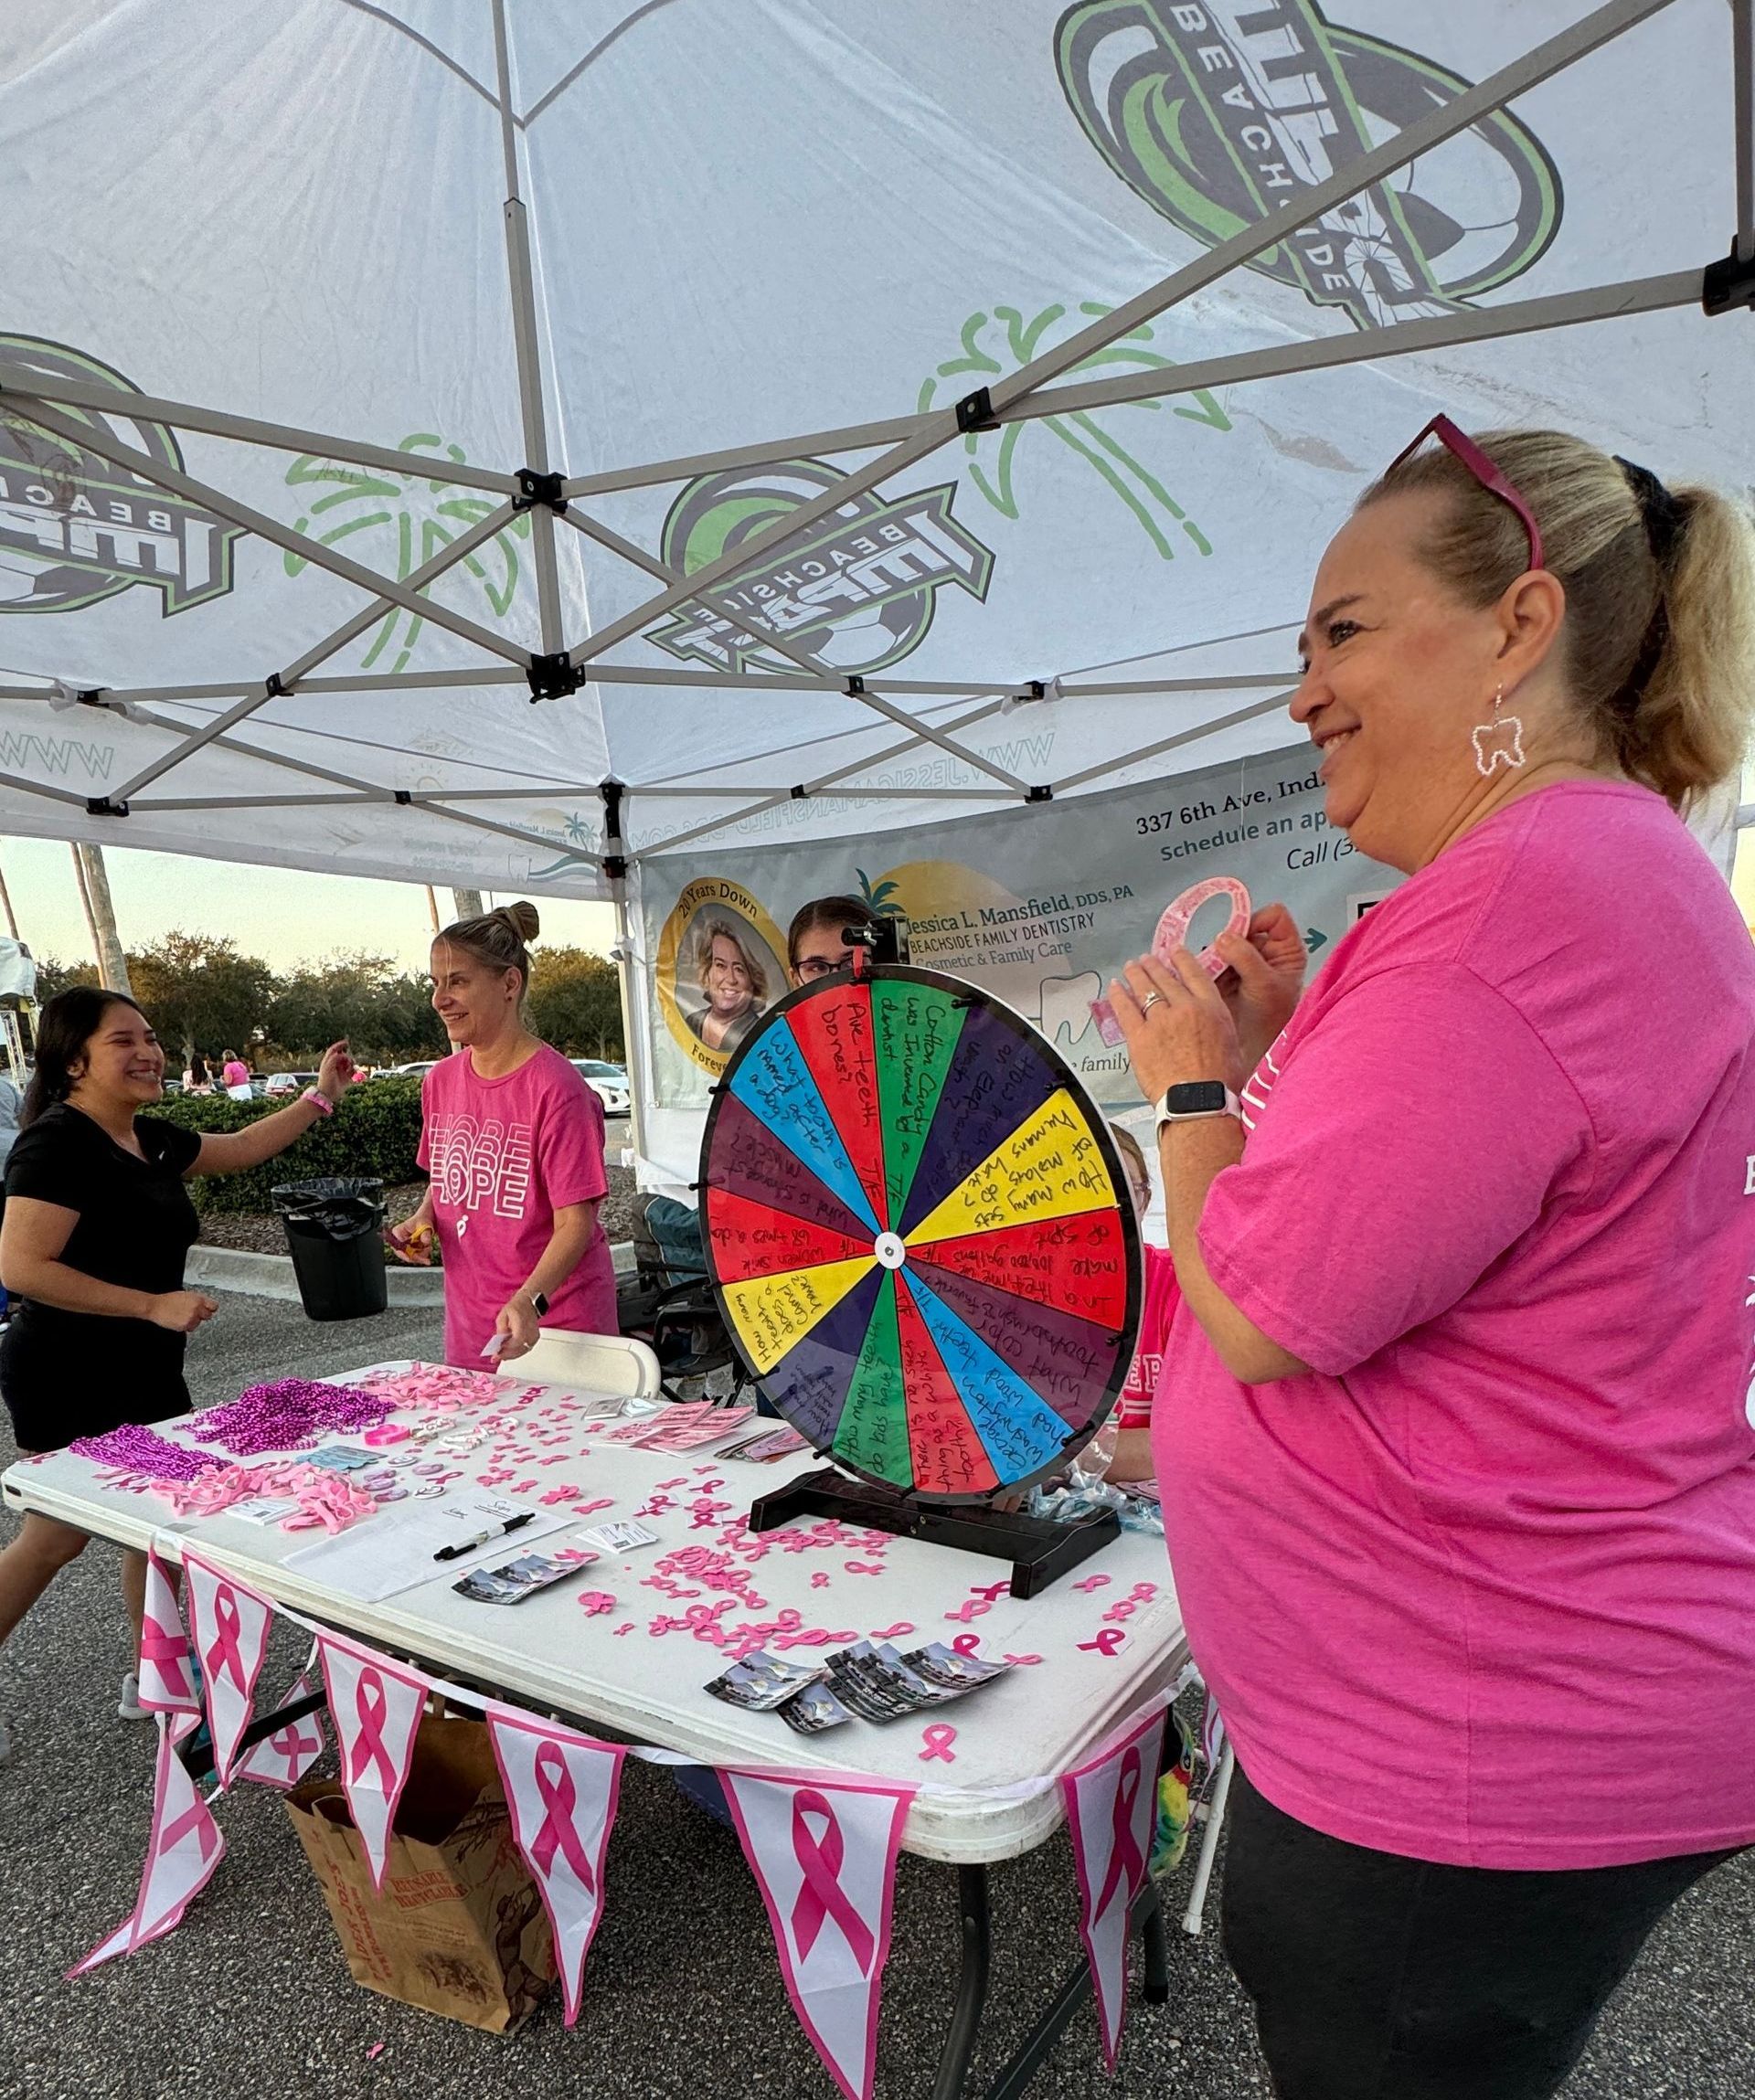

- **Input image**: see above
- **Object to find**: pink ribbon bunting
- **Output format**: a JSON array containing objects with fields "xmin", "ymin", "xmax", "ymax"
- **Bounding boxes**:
[
  {"xmin": 528, "ymin": 1744, "xmax": 597, "ymax": 1890},
  {"xmin": 789, "ymin": 1789, "xmax": 878, "ymax": 1973},
  {"xmin": 204, "ymin": 1586, "xmax": 248, "ymax": 1692},
  {"xmin": 1093, "ymin": 1748, "xmax": 1145, "ymax": 1924},
  {"xmin": 140, "ymin": 1614, "xmax": 192, "ymax": 1701}
]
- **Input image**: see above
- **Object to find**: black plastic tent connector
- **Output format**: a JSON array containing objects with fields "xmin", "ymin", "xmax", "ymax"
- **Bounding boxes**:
[
  {"xmin": 264, "ymin": 671, "xmax": 289, "ymax": 698},
  {"xmin": 955, "ymin": 386, "xmax": 999, "ymax": 433},
  {"xmin": 791, "ymin": 783, "xmax": 809, "ymax": 801},
  {"xmin": 86, "ymin": 795, "xmax": 128, "ymax": 817},
  {"xmin": 527, "ymin": 651, "xmax": 584, "ymax": 701},
  {"xmin": 1026, "ymin": 783, "xmax": 1053, "ymax": 802},
  {"xmin": 393, "ymin": 790, "xmax": 411, "ymax": 805},
  {"xmin": 1703, "ymin": 241, "xmax": 1755, "ymax": 316},
  {"xmin": 515, "ymin": 467, "xmax": 569, "ymax": 513}
]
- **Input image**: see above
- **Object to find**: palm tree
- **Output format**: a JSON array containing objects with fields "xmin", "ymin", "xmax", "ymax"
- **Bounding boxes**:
[
  {"xmin": 918, "ymin": 302, "xmax": 1232, "ymax": 560},
  {"xmin": 282, "ymin": 433, "xmax": 530, "ymax": 672}
]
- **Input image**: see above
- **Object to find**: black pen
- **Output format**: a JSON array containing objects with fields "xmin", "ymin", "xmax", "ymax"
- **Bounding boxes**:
[{"xmin": 433, "ymin": 1511, "xmax": 536, "ymax": 1562}]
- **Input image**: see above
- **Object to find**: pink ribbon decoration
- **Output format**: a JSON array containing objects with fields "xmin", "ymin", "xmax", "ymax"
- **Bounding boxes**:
[
  {"xmin": 204, "ymin": 1586, "xmax": 249, "ymax": 1692},
  {"xmin": 1004, "ymin": 1653, "xmax": 1044, "ymax": 1666},
  {"xmin": 1092, "ymin": 1748, "xmax": 1144, "ymax": 1925},
  {"xmin": 919, "ymin": 1724, "xmax": 958, "ymax": 1764},
  {"xmin": 140, "ymin": 1615, "xmax": 193, "ymax": 1701},
  {"xmin": 1078, "ymin": 1628, "xmax": 1127, "ymax": 1657},
  {"xmin": 942, "ymin": 1598, "xmax": 991, "ymax": 1623},
  {"xmin": 789, "ymin": 1790, "xmax": 878, "ymax": 1972},
  {"xmin": 348, "ymin": 1670, "xmax": 399, "ymax": 1791},
  {"xmin": 137, "ymin": 1552, "xmax": 197, "ymax": 1714},
  {"xmin": 950, "ymin": 1633, "xmax": 983, "ymax": 1657},
  {"xmin": 867, "ymin": 1622, "xmax": 915, "ymax": 1641},
  {"xmin": 529, "ymin": 1743, "xmax": 597, "ymax": 1889},
  {"xmin": 1071, "ymin": 1573, "xmax": 1112, "ymax": 1594},
  {"xmin": 1059, "ymin": 1704, "xmax": 1170, "ymax": 2072},
  {"xmin": 968, "ymin": 1580, "xmax": 1010, "ymax": 1602}
]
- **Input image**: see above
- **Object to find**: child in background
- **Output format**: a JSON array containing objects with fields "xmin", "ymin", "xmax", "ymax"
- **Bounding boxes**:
[{"xmin": 1108, "ymin": 1121, "xmax": 1180, "ymax": 1485}]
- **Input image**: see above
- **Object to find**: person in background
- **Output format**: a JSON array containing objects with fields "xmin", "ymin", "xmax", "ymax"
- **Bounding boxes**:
[
  {"xmin": 1110, "ymin": 420, "xmax": 1755, "ymax": 2098},
  {"xmin": 1104, "ymin": 1122, "xmax": 1179, "ymax": 1487},
  {"xmin": 0, "ymin": 988, "xmax": 353, "ymax": 1758},
  {"xmin": 182, "ymin": 1052, "xmax": 211, "ymax": 1095},
  {"xmin": 390, "ymin": 902, "xmax": 612, "ymax": 1368},
  {"xmin": 218, "ymin": 1047, "xmax": 250, "ymax": 1100},
  {"xmin": 686, "ymin": 917, "xmax": 768, "ymax": 1055},
  {"xmin": 786, "ymin": 894, "xmax": 870, "ymax": 986}
]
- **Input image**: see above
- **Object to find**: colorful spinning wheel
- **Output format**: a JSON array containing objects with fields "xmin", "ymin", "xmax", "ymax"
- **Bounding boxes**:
[{"xmin": 700, "ymin": 966, "xmax": 1142, "ymax": 1504}]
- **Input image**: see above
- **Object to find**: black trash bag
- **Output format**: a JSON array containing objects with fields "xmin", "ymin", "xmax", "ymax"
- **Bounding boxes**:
[{"xmin": 271, "ymin": 1178, "xmax": 388, "ymax": 1322}]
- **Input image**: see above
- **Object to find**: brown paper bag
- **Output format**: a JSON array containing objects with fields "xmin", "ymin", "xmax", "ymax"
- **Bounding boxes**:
[{"xmin": 286, "ymin": 1712, "xmax": 556, "ymax": 2032}]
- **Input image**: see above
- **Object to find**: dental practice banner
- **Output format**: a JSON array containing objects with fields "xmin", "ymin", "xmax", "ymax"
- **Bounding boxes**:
[{"xmin": 633, "ymin": 742, "xmax": 1399, "ymax": 1173}]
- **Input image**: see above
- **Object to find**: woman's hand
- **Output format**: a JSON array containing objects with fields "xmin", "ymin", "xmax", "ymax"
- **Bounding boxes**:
[
  {"xmin": 491, "ymin": 1293, "xmax": 541, "ymax": 1362},
  {"xmin": 316, "ymin": 1039, "xmax": 355, "ymax": 1103},
  {"xmin": 150, "ymin": 1289, "xmax": 219, "ymax": 1334},
  {"xmin": 1212, "ymin": 903, "xmax": 1307, "ymax": 1070},
  {"xmin": 1109, "ymin": 947, "xmax": 1246, "ymax": 1106},
  {"xmin": 386, "ymin": 1215, "xmax": 435, "ymax": 1267}
]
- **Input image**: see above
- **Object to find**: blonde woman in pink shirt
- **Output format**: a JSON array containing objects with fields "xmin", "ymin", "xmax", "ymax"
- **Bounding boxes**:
[
  {"xmin": 391, "ymin": 902, "xmax": 613, "ymax": 1367},
  {"xmin": 1109, "ymin": 423, "xmax": 1755, "ymax": 2099}
]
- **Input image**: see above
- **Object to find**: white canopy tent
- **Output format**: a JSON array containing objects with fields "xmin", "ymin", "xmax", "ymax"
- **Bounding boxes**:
[{"xmin": 0, "ymin": 0, "xmax": 1750, "ymax": 1177}]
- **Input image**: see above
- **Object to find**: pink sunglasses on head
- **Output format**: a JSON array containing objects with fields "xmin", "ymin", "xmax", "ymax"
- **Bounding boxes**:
[{"xmin": 1385, "ymin": 414, "xmax": 1545, "ymax": 573}]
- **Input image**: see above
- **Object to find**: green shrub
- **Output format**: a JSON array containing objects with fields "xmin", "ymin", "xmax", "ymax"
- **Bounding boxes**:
[{"xmin": 147, "ymin": 1077, "xmax": 427, "ymax": 1215}]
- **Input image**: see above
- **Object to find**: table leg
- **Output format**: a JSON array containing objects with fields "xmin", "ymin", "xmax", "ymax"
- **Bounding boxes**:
[
  {"xmin": 931, "ymin": 1863, "xmax": 993, "ymax": 2100},
  {"xmin": 1181, "ymin": 1742, "xmax": 1234, "ymax": 1936},
  {"xmin": 1141, "ymin": 1878, "xmax": 1171, "ymax": 2004}
]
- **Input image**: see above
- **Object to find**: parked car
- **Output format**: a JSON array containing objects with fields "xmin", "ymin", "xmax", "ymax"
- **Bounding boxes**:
[
  {"xmin": 381, "ymin": 1060, "xmax": 439, "ymax": 1082},
  {"xmin": 572, "ymin": 1059, "xmax": 629, "ymax": 1116},
  {"xmin": 263, "ymin": 1069, "xmax": 319, "ymax": 1098}
]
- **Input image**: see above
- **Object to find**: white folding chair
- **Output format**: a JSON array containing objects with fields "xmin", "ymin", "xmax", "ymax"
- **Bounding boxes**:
[{"xmin": 505, "ymin": 1327, "xmax": 662, "ymax": 1398}]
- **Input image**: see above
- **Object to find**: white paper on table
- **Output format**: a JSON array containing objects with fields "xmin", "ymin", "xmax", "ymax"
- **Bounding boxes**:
[{"xmin": 282, "ymin": 1495, "xmax": 568, "ymax": 1601}]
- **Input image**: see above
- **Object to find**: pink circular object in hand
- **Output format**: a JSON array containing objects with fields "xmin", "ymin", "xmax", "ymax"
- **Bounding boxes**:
[{"xmin": 1154, "ymin": 875, "xmax": 1252, "ymax": 979}]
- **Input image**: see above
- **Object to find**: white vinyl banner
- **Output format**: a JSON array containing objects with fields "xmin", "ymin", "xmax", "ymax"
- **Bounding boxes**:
[
  {"xmin": 316, "ymin": 1631, "xmax": 428, "ymax": 1894},
  {"xmin": 721, "ymin": 1771, "xmax": 915, "ymax": 2100},
  {"xmin": 234, "ymin": 1672, "xmax": 327, "ymax": 1792},
  {"xmin": 181, "ymin": 1550, "xmax": 275, "ymax": 1788},
  {"xmin": 487, "ymin": 1707, "xmax": 626, "ymax": 2028},
  {"xmin": 136, "ymin": 1546, "xmax": 201, "ymax": 1718}
]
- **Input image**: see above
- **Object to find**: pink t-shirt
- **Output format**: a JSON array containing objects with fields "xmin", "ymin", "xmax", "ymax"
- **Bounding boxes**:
[
  {"xmin": 418, "ymin": 1044, "xmax": 615, "ymax": 1368},
  {"xmin": 1117, "ymin": 1246, "xmax": 1181, "ymax": 1431},
  {"xmin": 1158, "ymin": 780, "xmax": 1755, "ymax": 1869}
]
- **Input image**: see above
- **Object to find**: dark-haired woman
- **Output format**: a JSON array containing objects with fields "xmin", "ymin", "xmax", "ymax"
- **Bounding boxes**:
[
  {"xmin": 0, "ymin": 988, "xmax": 352, "ymax": 1755},
  {"xmin": 786, "ymin": 894, "xmax": 870, "ymax": 986},
  {"xmin": 390, "ymin": 902, "xmax": 612, "ymax": 1370}
]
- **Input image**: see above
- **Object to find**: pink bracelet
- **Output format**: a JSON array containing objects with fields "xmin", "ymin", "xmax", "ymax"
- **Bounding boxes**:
[{"xmin": 302, "ymin": 1087, "xmax": 335, "ymax": 1117}]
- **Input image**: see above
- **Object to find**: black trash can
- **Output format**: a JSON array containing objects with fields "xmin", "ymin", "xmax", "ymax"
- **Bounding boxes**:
[{"xmin": 271, "ymin": 1177, "xmax": 388, "ymax": 1321}]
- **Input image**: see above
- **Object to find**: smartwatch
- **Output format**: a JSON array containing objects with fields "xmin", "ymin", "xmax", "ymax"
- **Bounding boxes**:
[
  {"xmin": 526, "ymin": 1289, "xmax": 550, "ymax": 1318},
  {"xmin": 1156, "ymin": 1081, "xmax": 1242, "ymax": 1133}
]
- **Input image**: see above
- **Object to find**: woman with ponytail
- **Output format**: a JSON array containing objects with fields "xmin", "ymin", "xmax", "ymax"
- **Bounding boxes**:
[
  {"xmin": 392, "ymin": 902, "xmax": 614, "ymax": 1367},
  {"xmin": 1110, "ymin": 423, "xmax": 1755, "ymax": 2096}
]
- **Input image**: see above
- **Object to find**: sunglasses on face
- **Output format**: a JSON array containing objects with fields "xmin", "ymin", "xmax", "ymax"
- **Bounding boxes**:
[{"xmin": 1385, "ymin": 414, "xmax": 1545, "ymax": 573}]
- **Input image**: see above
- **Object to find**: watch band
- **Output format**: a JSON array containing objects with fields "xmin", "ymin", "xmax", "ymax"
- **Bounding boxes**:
[
  {"xmin": 1156, "ymin": 1081, "xmax": 1242, "ymax": 1131},
  {"xmin": 527, "ymin": 1289, "xmax": 550, "ymax": 1319}
]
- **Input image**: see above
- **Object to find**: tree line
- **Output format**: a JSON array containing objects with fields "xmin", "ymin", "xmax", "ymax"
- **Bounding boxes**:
[{"xmin": 35, "ymin": 933, "xmax": 625, "ymax": 1067}]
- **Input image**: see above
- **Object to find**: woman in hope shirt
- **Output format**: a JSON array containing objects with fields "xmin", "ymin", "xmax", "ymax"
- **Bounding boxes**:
[
  {"xmin": 1108, "ymin": 423, "xmax": 1755, "ymax": 2100},
  {"xmin": 393, "ymin": 902, "xmax": 613, "ymax": 1367},
  {"xmin": 0, "ymin": 987, "xmax": 353, "ymax": 1753}
]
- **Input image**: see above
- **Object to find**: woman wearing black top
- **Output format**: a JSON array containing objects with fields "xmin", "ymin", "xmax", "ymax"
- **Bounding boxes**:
[{"xmin": 0, "ymin": 988, "xmax": 351, "ymax": 1757}]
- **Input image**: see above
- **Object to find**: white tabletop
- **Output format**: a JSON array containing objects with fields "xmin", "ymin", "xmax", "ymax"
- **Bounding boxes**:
[{"xmin": 1, "ymin": 1362, "xmax": 1187, "ymax": 1864}]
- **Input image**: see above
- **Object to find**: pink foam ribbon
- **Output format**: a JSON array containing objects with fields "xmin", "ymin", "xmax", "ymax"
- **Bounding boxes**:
[
  {"xmin": 919, "ymin": 1724, "xmax": 958, "ymax": 1764},
  {"xmin": 943, "ymin": 1599, "xmax": 992, "ymax": 1623},
  {"xmin": 789, "ymin": 1790, "xmax": 877, "ymax": 1970},
  {"xmin": 528, "ymin": 1743, "xmax": 596, "ymax": 1888},
  {"xmin": 577, "ymin": 1591, "xmax": 616, "ymax": 1616},
  {"xmin": 1004, "ymin": 1653, "xmax": 1044, "ymax": 1666},
  {"xmin": 1072, "ymin": 1574, "xmax": 1112, "ymax": 1594},
  {"xmin": 1078, "ymin": 1627, "xmax": 1127, "ymax": 1657},
  {"xmin": 843, "ymin": 1562, "xmax": 886, "ymax": 1576},
  {"xmin": 968, "ymin": 1580, "xmax": 1010, "ymax": 1601},
  {"xmin": 1093, "ymin": 1747, "xmax": 1145, "ymax": 1922},
  {"xmin": 204, "ymin": 1586, "xmax": 248, "ymax": 1692},
  {"xmin": 347, "ymin": 1669, "xmax": 399, "ymax": 1790},
  {"xmin": 951, "ymin": 1633, "xmax": 983, "ymax": 1657},
  {"xmin": 867, "ymin": 1622, "xmax": 915, "ymax": 1640}
]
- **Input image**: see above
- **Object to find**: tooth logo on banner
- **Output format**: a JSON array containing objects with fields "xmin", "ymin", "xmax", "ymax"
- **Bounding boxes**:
[
  {"xmin": 645, "ymin": 459, "xmax": 994, "ymax": 678},
  {"xmin": 181, "ymin": 1551, "xmax": 274, "ymax": 1787},
  {"xmin": 0, "ymin": 334, "xmax": 242, "ymax": 616},
  {"xmin": 316, "ymin": 1634, "xmax": 427, "ymax": 1893},
  {"xmin": 720, "ymin": 1772, "xmax": 914, "ymax": 2100},
  {"xmin": 69, "ymin": 1712, "xmax": 227, "ymax": 1977},
  {"xmin": 1060, "ymin": 1702, "xmax": 1170, "ymax": 2070},
  {"xmin": 1055, "ymin": 0, "xmax": 1562, "ymax": 331},
  {"xmin": 487, "ymin": 1709, "xmax": 626, "ymax": 2027}
]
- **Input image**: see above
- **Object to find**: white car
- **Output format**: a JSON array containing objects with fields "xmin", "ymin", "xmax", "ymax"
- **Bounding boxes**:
[
  {"xmin": 572, "ymin": 1058, "xmax": 630, "ymax": 1116},
  {"xmin": 263, "ymin": 1069, "xmax": 319, "ymax": 1098}
]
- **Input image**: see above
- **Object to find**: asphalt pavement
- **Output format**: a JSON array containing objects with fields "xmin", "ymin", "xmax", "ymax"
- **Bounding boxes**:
[{"xmin": 1, "ymin": 1291, "xmax": 1750, "ymax": 2099}]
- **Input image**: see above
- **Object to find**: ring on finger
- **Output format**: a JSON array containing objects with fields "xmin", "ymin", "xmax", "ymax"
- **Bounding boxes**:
[{"xmin": 1140, "ymin": 991, "xmax": 1165, "ymax": 1015}]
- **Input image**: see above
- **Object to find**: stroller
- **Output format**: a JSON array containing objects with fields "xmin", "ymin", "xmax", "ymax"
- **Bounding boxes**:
[{"xmin": 617, "ymin": 1194, "xmax": 756, "ymax": 1405}]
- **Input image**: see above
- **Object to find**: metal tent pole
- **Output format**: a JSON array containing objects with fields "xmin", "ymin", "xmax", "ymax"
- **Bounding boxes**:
[{"xmin": 1736, "ymin": 0, "xmax": 1755, "ymax": 262}]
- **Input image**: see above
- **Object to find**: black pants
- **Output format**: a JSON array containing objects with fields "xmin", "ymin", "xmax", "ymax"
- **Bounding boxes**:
[{"xmin": 1220, "ymin": 1765, "xmax": 1735, "ymax": 2100}]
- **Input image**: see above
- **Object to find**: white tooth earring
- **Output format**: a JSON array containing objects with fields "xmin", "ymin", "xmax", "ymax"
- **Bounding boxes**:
[{"xmin": 1471, "ymin": 683, "xmax": 1526, "ymax": 778}]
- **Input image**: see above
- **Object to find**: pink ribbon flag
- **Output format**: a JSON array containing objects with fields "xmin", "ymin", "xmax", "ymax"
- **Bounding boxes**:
[
  {"xmin": 181, "ymin": 1549, "xmax": 275, "ymax": 1787},
  {"xmin": 315, "ymin": 1632, "xmax": 427, "ymax": 1893},
  {"xmin": 1060, "ymin": 1702, "xmax": 1169, "ymax": 2070},
  {"xmin": 486, "ymin": 1707, "xmax": 626, "ymax": 2026},
  {"xmin": 136, "ymin": 1547, "xmax": 200, "ymax": 1716},
  {"xmin": 234, "ymin": 1671, "xmax": 327, "ymax": 1791},
  {"xmin": 69, "ymin": 1711, "xmax": 226, "ymax": 1976},
  {"xmin": 720, "ymin": 1770, "xmax": 915, "ymax": 2100}
]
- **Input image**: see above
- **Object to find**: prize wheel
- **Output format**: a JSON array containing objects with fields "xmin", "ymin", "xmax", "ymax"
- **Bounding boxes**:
[{"xmin": 700, "ymin": 965, "xmax": 1143, "ymax": 1504}]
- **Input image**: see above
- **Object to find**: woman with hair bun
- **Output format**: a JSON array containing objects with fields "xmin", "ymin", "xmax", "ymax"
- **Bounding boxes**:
[
  {"xmin": 392, "ymin": 901, "xmax": 614, "ymax": 1368},
  {"xmin": 1110, "ymin": 421, "xmax": 1755, "ymax": 2096}
]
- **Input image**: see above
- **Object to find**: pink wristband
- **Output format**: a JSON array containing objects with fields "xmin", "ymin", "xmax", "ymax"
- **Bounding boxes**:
[{"xmin": 302, "ymin": 1087, "xmax": 335, "ymax": 1117}]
